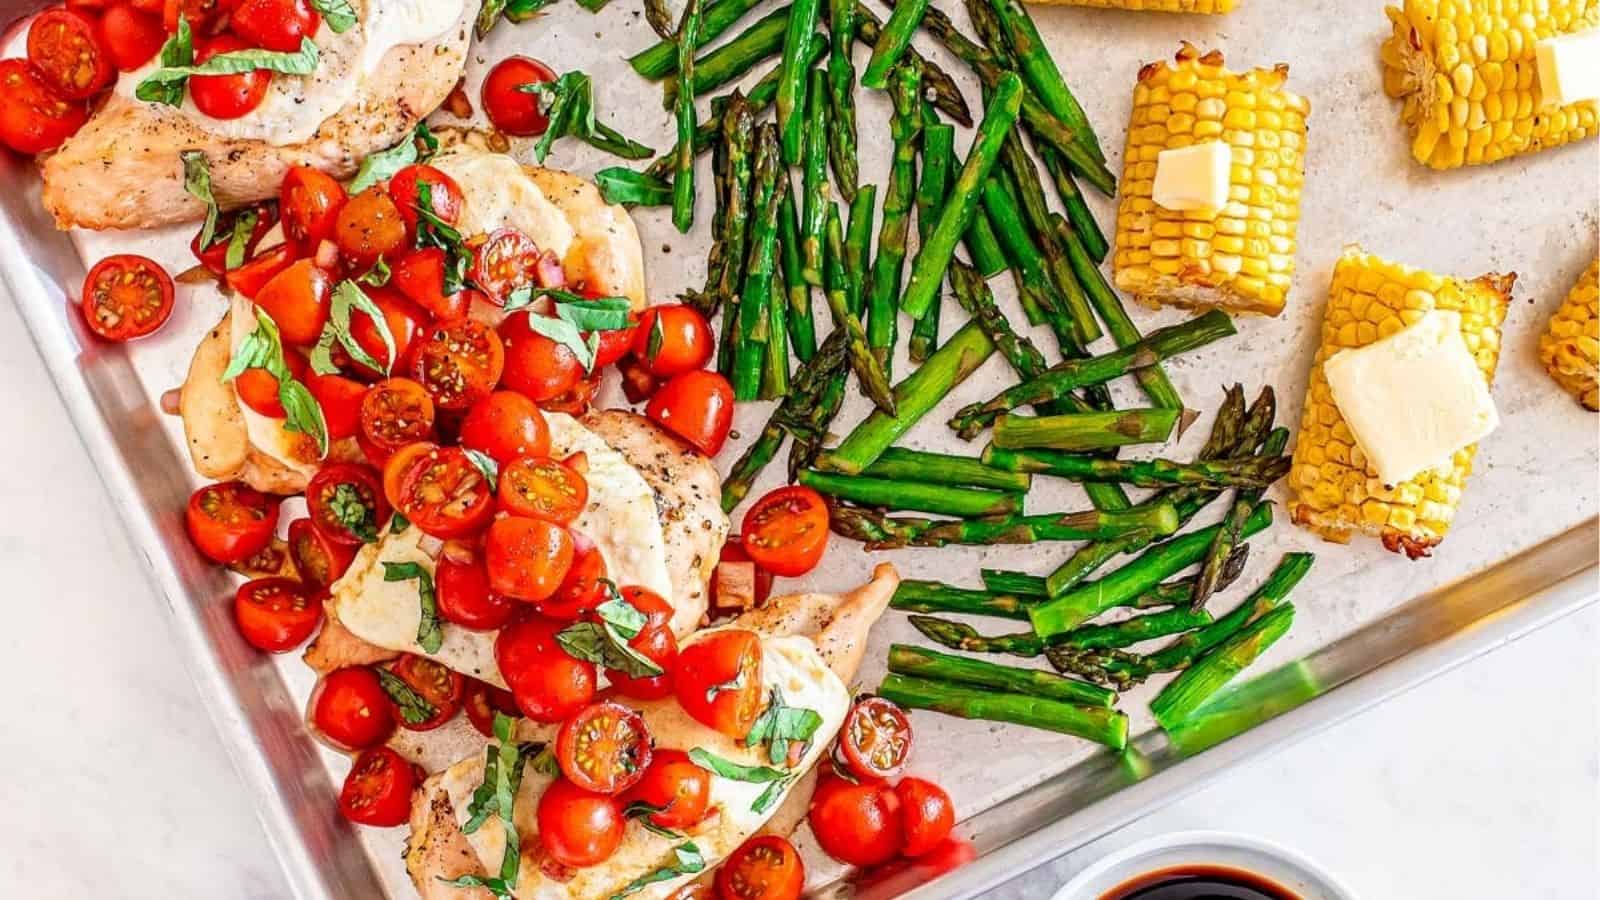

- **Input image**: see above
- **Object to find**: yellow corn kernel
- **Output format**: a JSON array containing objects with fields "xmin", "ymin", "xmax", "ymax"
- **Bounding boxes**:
[
  {"xmin": 1540, "ymin": 260, "xmax": 1600, "ymax": 410},
  {"xmin": 1028, "ymin": 0, "xmax": 1238, "ymax": 10}
]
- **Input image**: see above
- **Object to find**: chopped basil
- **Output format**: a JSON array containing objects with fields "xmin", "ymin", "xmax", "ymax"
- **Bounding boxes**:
[
  {"xmin": 464, "ymin": 449, "xmax": 499, "ymax": 493},
  {"xmin": 594, "ymin": 167, "xmax": 672, "ymax": 208},
  {"xmin": 576, "ymin": 0, "xmax": 613, "ymax": 11},
  {"xmin": 389, "ymin": 512, "xmax": 410, "ymax": 534},
  {"xmin": 413, "ymin": 181, "xmax": 473, "ymax": 294},
  {"xmin": 595, "ymin": 580, "xmax": 647, "ymax": 637},
  {"xmin": 326, "ymin": 482, "xmax": 379, "ymax": 544},
  {"xmin": 311, "ymin": 280, "xmax": 396, "ymax": 377},
  {"xmin": 357, "ymin": 257, "xmax": 390, "ymax": 287},
  {"xmin": 528, "ymin": 745, "xmax": 559, "ymax": 776},
  {"xmin": 309, "ymin": 0, "xmax": 358, "ymax": 32},
  {"xmin": 136, "ymin": 19, "xmax": 194, "ymax": 105},
  {"xmin": 348, "ymin": 123, "xmax": 438, "ymax": 194},
  {"xmin": 519, "ymin": 72, "xmax": 654, "ymax": 163},
  {"xmin": 451, "ymin": 714, "xmax": 533, "ymax": 900},
  {"xmin": 508, "ymin": 306, "xmax": 601, "ymax": 373},
  {"xmin": 751, "ymin": 776, "xmax": 793, "ymax": 814},
  {"xmin": 686, "ymin": 748, "xmax": 787, "ymax": 784},
  {"xmin": 553, "ymin": 295, "xmax": 633, "ymax": 332},
  {"xmin": 440, "ymin": 874, "xmax": 514, "ymax": 900},
  {"xmin": 137, "ymin": 38, "xmax": 320, "ymax": 104},
  {"xmin": 221, "ymin": 308, "xmax": 329, "ymax": 457},
  {"xmin": 180, "ymin": 150, "xmax": 220, "ymax": 251},
  {"xmin": 744, "ymin": 688, "xmax": 824, "ymax": 766},
  {"xmin": 382, "ymin": 561, "xmax": 442, "ymax": 653},
  {"xmin": 376, "ymin": 668, "xmax": 439, "ymax": 726},
  {"xmin": 476, "ymin": 0, "xmax": 553, "ymax": 37},
  {"xmin": 223, "ymin": 209, "xmax": 258, "ymax": 270},
  {"xmin": 607, "ymin": 842, "xmax": 705, "ymax": 900},
  {"xmin": 623, "ymin": 800, "xmax": 680, "ymax": 839},
  {"xmin": 646, "ymin": 315, "xmax": 666, "ymax": 364},
  {"xmin": 556, "ymin": 621, "xmax": 664, "ymax": 679}
]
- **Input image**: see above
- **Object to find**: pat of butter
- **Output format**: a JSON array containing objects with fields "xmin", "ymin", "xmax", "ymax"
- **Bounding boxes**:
[
  {"xmin": 1152, "ymin": 141, "xmax": 1231, "ymax": 213},
  {"xmin": 1536, "ymin": 29, "xmax": 1600, "ymax": 108},
  {"xmin": 1324, "ymin": 310, "xmax": 1499, "ymax": 486}
]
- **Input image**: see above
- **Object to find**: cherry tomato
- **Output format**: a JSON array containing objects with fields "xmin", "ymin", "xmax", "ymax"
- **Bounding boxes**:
[
  {"xmin": 335, "ymin": 186, "xmax": 407, "ymax": 267},
  {"xmin": 555, "ymin": 701, "xmax": 652, "ymax": 795},
  {"xmin": 838, "ymin": 697, "xmax": 913, "ymax": 782},
  {"xmin": 484, "ymin": 516, "xmax": 574, "ymax": 603},
  {"xmin": 338, "ymin": 746, "xmax": 415, "ymax": 827},
  {"xmin": 742, "ymin": 486, "xmax": 829, "ymax": 577},
  {"xmin": 230, "ymin": 0, "xmax": 319, "ymax": 52},
  {"xmin": 234, "ymin": 577, "xmax": 322, "ymax": 653},
  {"xmin": 408, "ymin": 317, "xmax": 504, "ymax": 410},
  {"xmin": 618, "ymin": 749, "xmax": 711, "ymax": 831},
  {"xmin": 499, "ymin": 314, "xmax": 585, "ymax": 402},
  {"xmin": 481, "ymin": 55, "xmax": 557, "ymax": 137},
  {"xmin": 385, "ymin": 654, "xmax": 464, "ymax": 732},
  {"xmin": 387, "ymin": 164, "xmax": 463, "ymax": 242},
  {"xmin": 305, "ymin": 372, "xmax": 367, "ymax": 441},
  {"xmin": 617, "ymin": 355, "xmax": 657, "ymax": 404},
  {"xmin": 281, "ymin": 166, "xmax": 347, "ymax": 247},
  {"xmin": 225, "ymin": 242, "xmax": 297, "ymax": 299},
  {"xmin": 310, "ymin": 666, "xmax": 395, "ymax": 750},
  {"xmin": 380, "ymin": 440, "xmax": 434, "ymax": 509},
  {"xmin": 100, "ymin": 3, "xmax": 167, "ymax": 70},
  {"xmin": 607, "ymin": 587, "xmax": 677, "ymax": 701},
  {"xmin": 716, "ymin": 538, "xmax": 774, "ymax": 608},
  {"xmin": 347, "ymin": 287, "xmax": 426, "ymax": 378},
  {"xmin": 463, "ymin": 678, "xmax": 520, "ymax": 737},
  {"xmin": 164, "ymin": 0, "xmax": 229, "ymax": 33},
  {"xmin": 235, "ymin": 345, "xmax": 308, "ymax": 418},
  {"xmin": 809, "ymin": 776, "xmax": 904, "ymax": 868},
  {"xmin": 390, "ymin": 248, "xmax": 469, "ymax": 321},
  {"xmin": 287, "ymin": 516, "xmax": 356, "ymax": 589},
  {"xmin": 192, "ymin": 202, "xmax": 276, "ymax": 275},
  {"xmin": 185, "ymin": 480, "xmax": 279, "ymax": 564},
  {"xmin": 253, "ymin": 258, "xmax": 332, "ymax": 346},
  {"xmin": 716, "ymin": 835, "xmax": 805, "ymax": 900},
  {"xmin": 543, "ymin": 375, "xmax": 599, "ymax": 417},
  {"xmin": 537, "ymin": 777, "xmax": 625, "ymax": 867},
  {"xmin": 895, "ymin": 778, "xmax": 954, "ymax": 858},
  {"xmin": 80, "ymin": 254, "xmax": 174, "ymax": 341},
  {"xmin": 27, "ymin": 8, "xmax": 115, "ymax": 100},
  {"xmin": 305, "ymin": 462, "xmax": 389, "ymax": 546},
  {"xmin": 435, "ymin": 556, "xmax": 518, "ymax": 631},
  {"xmin": 647, "ymin": 370, "xmax": 734, "ymax": 456},
  {"xmin": 498, "ymin": 455, "xmax": 586, "ymax": 525},
  {"xmin": 495, "ymin": 614, "xmax": 594, "ymax": 722},
  {"xmin": 393, "ymin": 445, "xmax": 496, "ymax": 539},
  {"xmin": 634, "ymin": 305, "xmax": 714, "ymax": 378},
  {"xmin": 469, "ymin": 228, "xmax": 543, "ymax": 305},
  {"xmin": 0, "ymin": 59, "xmax": 88, "ymax": 154},
  {"xmin": 460, "ymin": 391, "xmax": 550, "ymax": 465},
  {"xmin": 189, "ymin": 34, "xmax": 272, "ymax": 119},
  {"xmin": 673, "ymin": 630, "xmax": 764, "ymax": 738},
  {"xmin": 539, "ymin": 541, "xmax": 606, "ymax": 621},
  {"xmin": 358, "ymin": 378, "xmax": 435, "ymax": 462}
]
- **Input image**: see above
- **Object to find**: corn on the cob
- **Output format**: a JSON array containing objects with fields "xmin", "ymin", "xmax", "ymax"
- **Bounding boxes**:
[
  {"xmin": 1112, "ymin": 44, "xmax": 1310, "ymax": 317},
  {"xmin": 1288, "ymin": 249, "xmax": 1513, "ymax": 559},
  {"xmin": 1541, "ymin": 260, "xmax": 1600, "ymax": 410},
  {"xmin": 1380, "ymin": 0, "xmax": 1600, "ymax": 170},
  {"xmin": 1027, "ymin": 0, "xmax": 1238, "ymax": 11}
]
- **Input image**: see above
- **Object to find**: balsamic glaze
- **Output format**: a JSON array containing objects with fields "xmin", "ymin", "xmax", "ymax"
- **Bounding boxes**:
[{"xmin": 1101, "ymin": 865, "xmax": 1299, "ymax": 900}]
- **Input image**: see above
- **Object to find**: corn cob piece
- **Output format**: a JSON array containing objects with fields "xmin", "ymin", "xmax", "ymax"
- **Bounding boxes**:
[
  {"xmin": 1540, "ymin": 260, "xmax": 1600, "ymax": 410},
  {"xmin": 1381, "ymin": 0, "xmax": 1600, "ymax": 170},
  {"xmin": 1288, "ymin": 248, "xmax": 1514, "ymax": 559},
  {"xmin": 1030, "ymin": 0, "xmax": 1237, "ymax": 10},
  {"xmin": 1112, "ymin": 44, "xmax": 1310, "ymax": 317}
]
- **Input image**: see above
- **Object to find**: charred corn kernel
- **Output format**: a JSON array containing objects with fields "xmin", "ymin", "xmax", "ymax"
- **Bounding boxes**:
[
  {"xmin": 1029, "ymin": 0, "xmax": 1238, "ymax": 10},
  {"xmin": 1540, "ymin": 260, "xmax": 1600, "ymax": 410},
  {"xmin": 1113, "ymin": 44, "xmax": 1309, "ymax": 317},
  {"xmin": 1289, "ymin": 248, "xmax": 1514, "ymax": 559},
  {"xmin": 1381, "ymin": 0, "xmax": 1600, "ymax": 169}
]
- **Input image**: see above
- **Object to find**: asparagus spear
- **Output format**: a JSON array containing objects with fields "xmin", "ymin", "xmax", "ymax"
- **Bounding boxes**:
[
  {"xmin": 1039, "ymin": 147, "xmax": 1108, "ymax": 263},
  {"xmin": 630, "ymin": 0, "xmax": 764, "ymax": 79},
  {"xmin": 981, "ymin": 0, "xmax": 1104, "ymax": 161},
  {"xmin": 822, "ymin": 205, "xmax": 896, "ymax": 414},
  {"xmin": 866, "ymin": 58, "xmax": 923, "ymax": 375},
  {"xmin": 788, "ymin": 329, "xmax": 853, "ymax": 478},
  {"xmin": 844, "ymin": 184, "xmax": 877, "ymax": 316},
  {"xmin": 947, "ymin": 259, "xmax": 1050, "ymax": 385},
  {"xmin": 762, "ymin": 241, "xmax": 792, "ymax": 399},
  {"xmin": 910, "ymin": 119, "xmax": 955, "ymax": 362},
  {"xmin": 776, "ymin": 0, "xmax": 822, "ymax": 162},
  {"xmin": 910, "ymin": 604, "xmax": 1211, "ymax": 658},
  {"xmin": 878, "ymin": 673, "xmax": 1128, "ymax": 748},
  {"xmin": 777, "ymin": 181, "xmax": 815, "ymax": 363},
  {"xmin": 1150, "ymin": 604, "xmax": 1296, "ymax": 731},
  {"xmin": 832, "ymin": 502, "xmax": 1178, "ymax": 549},
  {"xmin": 732, "ymin": 125, "xmax": 783, "ymax": 400},
  {"xmin": 1042, "ymin": 646, "xmax": 1145, "ymax": 690},
  {"xmin": 983, "ymin": 547, "xmax": 1249, "ymax": 603},
  {"xmin": 846, "ymin": 3, "xmax": 971, "ymax": 126},
  {"xmin": 644, "ymin": 0, "xmax": 676, "ymax": 38},
  {"xmin": 825, "ymin": 0, "xmax": 859, "ymax": 200},
  {"xmin": 707, "ymin": 93, "xmax": 757, "ymax": 315},
  {"xmin": 992, "ymin": 408, "xmax": 1180, "ymax": 452},
  {"xmin": 893, "ymin": 580, "xmax": 1033, "ymax": 620},
  {"xmin": 800, "ymin": 470, "xmax": 1022, "ymax": 518},
  {"xmin": 980, "ymin": 176, "xmax": 1073, "ymax": 338},
  {"xmin": 887, "ymin": 644, "xmax": 1114, "ymax": 708},
  {"xmin": 857, "ymin": 446, "xmax": 1030, "ymax": 492},
  {"xmin": 664, "ymin": 6, "xmax": 793, "ymax": 107},
  {"xmin": 1191, "ymin": 428, "xmax": 1291, "ymax": 610},
  {"xmin": 686, "ymin": 98, "xmax": 732, "ymax": 311},
  {"xmin": 965, "ymin": 206, "xmax": 1009, "ymax": 278},
  {"xmin": 1145, "ymin": 552, "xmax": 1312, "ymax": 674},
  {"xmin": 671, "ymin": 0, "xmax": 704, "ymax": 234},
  {"xmin": 983, "ymin": 446, "xmax": 1290, "ymax": 489},
  {"xmin": 996, "ymin": 135, "xmax": 1100, "ymax": 346},
  {"xmin": 980, "ymin": 569, "xmax": 1046, "ymax": 597},
  {"xmin": 800, "ymin": 69, "xmax": 830, "ymax": 295},
  {"xmin": 722, "ymin": 329, "xmax": 851, "ymax": 511},
  {"xmin": 861, "ymin": 0, "xmax": 929, "ymax": 88}
]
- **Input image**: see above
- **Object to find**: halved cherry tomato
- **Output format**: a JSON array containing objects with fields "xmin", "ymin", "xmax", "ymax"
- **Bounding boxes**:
[
  {"xmin": 499, "ymin": 314, "xmax": 585, "ymax": 402},
  {"xmin": 716, "ymin": 538, "xmax": 774, "ymax": 607},
  {"xmin": 537, "ymin": 776, "xmax": 625, "ymax": 867},
  {"xmin": 339, "ymin": 746, "xmax": 415, "ymax": 827},
  {"xmin": 463, "ymin": 679, "xmax": 520, "ymax": 737},
  {"xmin": 27, "ymin": 8, "xmax": 114, "ymax": 100},
  {"xmin": 808, "ymin": 775, "xmax": 904, "ymax": 868},
  {"xmin": 225, "ymin": 243, "xmax": 297, "ymax": 299},
  {"xmin": 543, "ymin": 375, "xmax": 599, "ymax": 417},
  {"xmin": 556, "ymin": 701, "xmax": 652, "ymax": 795},
  {"xmin": 716, "ymin": 835, "xmax": 805, "ymax": 900},
  {"xmin": 495, "ymin": 613, "xmax": 594, "ymax": 722},
  {"xmin": 460, "ymin": 390, "xmax": 550, "ymax": 464},
  {"xmin": 80, "ymin": 254, "xmax": 174, "ymax": 341},
  {"xmin": 838, "ymin": 697, "xmax": 912, "ymax": 782},
  {"xmin": 674, "ymin": 629, "xmax": 764, "ymax": 738},
  {"xmin": 234, "ymin": 577, "xmax": 322, "ymax": 653},
  {"xmin": 310, "ymin": 666, "xmax": 395, "ymax": 751},
  {"xmin": 235, "ymin": 345, "xmax": 308, "ymax": 417},
  {"xmin": 484, "ymin": 516, "xmax": 574, "ymax": 603},
  {"xmin": 305, "ymin": 463, "xmax": 389, "ymax": 546},
  {"xmin": 647, "ymin": 370, "xmax": 734, "ymax": 456},
  {"xmin": 742, "ymin": 486, "xmax": 829, "ymax": 577},
  {"xmin": 895, "ymin": 778, "xmax": 954, "ymax": 858},
  {"xmin": 287, "ymin": 516, "xmax": 356, "ymax": 589},
  {"xmin": 393, "ymin": 445, "xmax": 495, "ymax": 539},
  {"xmin": 408, "ymin": 318, "xmax": 504, "ymax": 410},
  {"xmin": 380, "ymin": 440, "xmax": 434, "ymax": 510},
  {"xmin": 634, "ymin": 305, "xmax": 714, "ymax": 378},
  {"xmin": 164, "ymin": 0, "xmax": 228, "ymax": 33},
  {"xmin": 384, "ymin": 654, "xmax": 464, "ymax": 732},
  {"xmin": 101, "ymin": 3, "xmax": 167, "ymax": 71},
  {"xmin": 230, "ymin": 0, "xmax": 319, "ymax": 52},
  {"xmin": 189, "ymin": 34, "xmax": 272, "ymax": 119},
  {"xmin": 0, "ymin": 58, "xmax": 88, "ymax": 154},
  {"xmin": 390, "ymin": 248, "xmax": 469, "ymax": 321},
  {"xmin": 358, "ymin": 378, "xmax": 435, "ymax": 462},
  {"xmin": 253, "ymin": 258, "xmax": 332, "ymax": 346},
  {"xmin": 607, "ymin": 587, "xmax": 677, "ymax": 701},
  {"xmin": 347, "ymin": 287, "xmax": 426, "ymax": 379},
  {"xmin": 335, "ymin": 186, "xmax": 407, "ymax": 266},
  {"xmin": 539, "ymin": 541, "xmax": 606, "ymax": 621},
  {"xmin": 185, "ymin": 480, "xmax": 279, "ymax": 564},
  {"xmin": 619, "ymin": 748, "xmax": 710, "ymax": 831},
  {"xmin": 387, "ymin": 164, "xmax": 463, "ymax": 241},
  {"xmin": 304, "ymin": 372, "xmax": 366, "ymax": 441},
  {"xmin": 192, "ymin": 202, "xmax": 277, "ymax": 275},
  {"xmin": 481, "ymin": 55, "xmax": 558, "ymax": 137},
  {"xmin": 281, "ymin": 166, "xmax": 347, "ymax": 247},
  {"xmin": 469, "ymin": 228, "xmax": 543, "ymax": 305},
  {"xmin": 435, "ymin": 556, "xmax": 517, "ymax": 630},
  {"xmin": 498, "ymin": 455, "xmax": 586, "ymax": 525}
]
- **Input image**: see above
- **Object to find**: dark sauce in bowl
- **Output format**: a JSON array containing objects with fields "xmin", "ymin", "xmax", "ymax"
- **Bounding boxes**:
[{"xmin": 1100, "ymin": 865, "xmax": 1300, "ymax": 900}]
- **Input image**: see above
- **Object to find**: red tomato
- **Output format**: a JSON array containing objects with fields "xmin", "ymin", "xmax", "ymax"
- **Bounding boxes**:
[
  {"xmin": 164, "ymin": 0, "xmax": 229, "ymax": 33},
  {"xmin": 339, "ymin": 746, "xmax": 415, "ymax": 827},
  {"xmin": 673, "ymin": 630, "xmax": 764, "ymax": 738},
  {"xmin": 555, "ymin": 701, "xmax": 652, "ymax": 795},
  {"xmin": 335, "ymin": 186, "xmax": 407, "ymax": 267},
  {"xmin": 543, "ymin": 375, "xmax": 599, "ymax": 418},
  {"xmin": 358, "ymin": 378, "xmax": 435, "ymax": 461},
  {"xmin": 895, "ymin": 778, "xmax": 954, "ymax": 858},
  {"xmin": 741, "ymin": 486, "xmax": 829, "ymax": 577},
  {"xmin": 617, "ymin": 355, "xmax": 658, "ymax": 404},
  {"xmin": 481, "ymin": 55, "xmax": 557, "ymax": 137},
  {"xmin": 647, "ymin": 370, "xmax": 734, "ymax": 456},
  {"xmin": 495, "ymin": 614, "xmax": 595, "ymax": 722},
  {"xmin": 281, "ymin": 166, "xmax": 347, "ymax": 247},
  {"xmin": 460, "ymin": 391, "xmax": 550, "ymax": 464},
  {"xmin": 484, "ymin": 516, "xmax": 574, "ymax": 603},
  {"xmin": 469, "ymin": 228, "xmax": 543, "ymax": 305},
  {"xmin": 498, "ymin": 455, "xmax": 586, "ymax": 525},
  {"xmin": 607, "ymin": 587, "xmax": 677, "ymax": 701},
  {"xmin": 463, "ymin": 679, "xmax": 520, "ymax": 737},
  {"xmin": 80, "ymin": 254, "xmax": 174, "ymax": 341},
  {"xmin": 499, "ymin": 314, "xmax": 585, "ymax": 402},
  {"xmin": 809, "ymin": 776, "xmax": 904, "ymax": 868},
  {"xmin": 100, "ymin": 3, "xmax": 167, "ymax": 70},
  {"xmin": 235, "ymin": 345, "xmax": 307, "ymax": 417},
  {"xmin": 539, "ymin": 542, "xmax": 606, "ymax": 621},
  {"xmin": 716, "ymin": 538, "xmax": 774, "ymax": 607},
  {"xmin": 393, "ymin": 445, "xmax": 496, "ymax": 539},
  {"xmin": 27, "ymin": 8, "xmax": 115, "ymax": 100},
  {"xmin": 253, "ymin": 258, "xmax": 333, "ymax": 346},
  {"xmin": 191, "ymin": 202, "xmax": 276, "ymax": 275},
  {"xmin": 380, "ymin": 440, "xmax": 434, "ymax": 511},
  {"xmin": 618, "ymin": 749, "xmax": 710, "ymax": 831},
  {"xmin": 408, "ymin": 317, "xmax": 504, "ymax": 410},
  {"xmin": 838, "ymin": 697, "xmax": 913, "ymax": 782},
  {"xmin": 536, "ymin": 777, "xmax": 625, "ymax": 868},
  {"xmin": 634, "ymin": 305, "xmax": 714, "ymax": 377},
  {"xmin": 347, "ymin": 287, "xmax": 426, "ymax": 378},
  {"xmin": 385, "ymin": 654, "xmax": 464, "ymax": 732},
  {"xmin": 304, "ymin": 372, "xmax": 367, "ymax": 441},
  {"xmin": 310, "ymin": 667, "xmax": 395, "ymax": 750},
  {"xmin": 716, "ymin": 835, "xmax": 805, "ymax": 900},
  {"xmin": 234, "ymin": 577, "xmax": 322, "ymax": 653},
  {"xmin": 185, "ymin": 480, "xmax": 279, "ymax": 564},
  {"xmin": 0, "ymin": 59, "xmax": 88, "ymax": 154},
  {"xmin": 229, "ymin": 0, "xmax": 318, "ymax": 52},
  {"xmin": 435, "ymin": 557, "xmax": 517, "ymax": 631},
  {"xmin": 305, "ymin": 463, "xmax": 389, "ymax": 546},
  {"xmin": 225, "ymin": 242, "xmax": 296, "ymax": 300},
  {"xmin": 189, "ymin": 34, "xmax": 272, "ymax": 119},
  {"xmin": 288, "ymin": 516, "xmax": 356, "ymax": 589},
  {"xmin": 590, "ymin": 319, "xmax": 639, "ymax": 372},
  {"xmin": 390, "ymin": 248, "xmax": 469, "ymax": 321},
  {"xmin": 387, "ymin": 164, "xmax": 463, "ymax": 241}
]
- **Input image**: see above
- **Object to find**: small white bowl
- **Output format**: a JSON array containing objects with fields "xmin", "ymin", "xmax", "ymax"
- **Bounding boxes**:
[{"xmin": 1050, "ymin": 830, "xmax": 1357, "ymax": 900}]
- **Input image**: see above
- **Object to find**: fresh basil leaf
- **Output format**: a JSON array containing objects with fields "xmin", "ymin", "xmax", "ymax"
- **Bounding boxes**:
[
  {"xmin": 329, "ymin": 483, "xmax": 379, "ymax": 543},
  {"xmin": 413, "ymin": 181, "xmax": 473, "ymax": 294},
  {"xmin": 686, "ymin": 749, "xmax": 787, "ymax": 783},
  {"xmin": 595, "ymin": 168, "xmax": 672, "ymax": 208},
  {"xmin": 233, "ymin": 308, "xmax": 329, "ymax": 456},
  {"xmin": 310, "ymin": 0, "xmax": 358, "ymax": 32},
  {"xmin": 376, "ymin": 668, "xmax": 440, "ymax": 726},
  {"xmin": 607, "ymin": 842, "xmax": 705, "ymax": 900},
  {"xmin": 555, "ymin": 621, "xmax": 664, "ymax": 678},
  {"xmin": 312, "ymin": 281, "xmax": 395, "ymax": 377},
  {"xmin": 751, "ymin": 776, "xmax": 792, "ymax": 814},
  {"xmin": 594, "ymin": 580, "xmax": 647, "ymax": 638},
  {"xmin": 504, "ymin": 306, "xmax": 598, "ymax": 372},
  {"xmin": 465, "ymin": 449, "xmax": 499, "ymax": 493},
  {"xmin": 623, "ymin": 800, "xmax": 680, "ymax": 839},
  {"xmin": 491, "ymin": 717, "xmax": 526, "ymax": 891},
  {"xmin": 223, "ymin": 209, "xmax": 258, "ymax": 270},
  {"xmin": 138, "ymin": 38, "xmax": 320, "ymax": 92},
  {"xmin": 475, "ymin": 0, "xmax": 508, "ymax": 37},
  {"xmin": 520, "ymin": 72, "xmax": 653, "ymax": 163},
  {"xmin": 554, "ymin": 296, "xmax": 633, "ymax": 332},
  {"xmin": 349, "ymin": 127, "xmax": 423, "ymax": 194},
  {"xmin": 440, "ymin": 874, "xmax": 514, "ymax": 900},
  {"xmin": 383, "ymin": 562, "xmax": 442, "ymax": 653},
  {"xmin": 527, "ymin": 745, "xmax": 559, "ymax": 776},
  {"xmin": 358, "ymin": 257, "xmax": 390, "ymax": 287},
  {"xmin": 181, "ymin": 151, "xmax": 220, "ymax": 251},
  {"xmin": 220, "ymin": 329, "xmax": 270, "ymax": 383},
  {"xmin": 507, "ymin": 0, "xmax": 557, "ymax": 20},
  {"xmin": 744, "ymin": 688, "xmax": 824, "ymax": 766},
  {"xmin": 277, "ymin": 376, "xmax": 331, "ymax": 458},
  {"xmin": 415, "ymin": 121, "xmax": 439, "ymax": 159},
  {"xmin": 575, "ymin": 0, "xmax": 612, "ymax": 11},
  {"xmin": 135, "ymin": 18, "xmax": 193, "ymax": 105},
  {"xmin": 646, "ymin": 315, "xmax": 666, "ymax": 364},
  {"xmin": 390, "ymin": 512, "xmax": 410, "ymax": 534},
  {"xmin": 462, "ymin": 744, "xmax": 499, "ymax": 834}
]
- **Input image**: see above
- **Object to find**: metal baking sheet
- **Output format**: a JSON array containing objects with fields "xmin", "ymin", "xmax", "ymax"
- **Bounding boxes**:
[{"xmin": 1, "ymin": 0, "xmax": 1596, "ymax": 898}]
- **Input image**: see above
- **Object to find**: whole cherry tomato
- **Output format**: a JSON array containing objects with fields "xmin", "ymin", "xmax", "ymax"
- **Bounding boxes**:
[
  {"xmin": 0, "ymin": 59, "xmax": 88, "ymax": 154},
  {"xmin": 288, "ymin": 516, "xmax": 356, "ymax": 589},
  {"xmin": 390, "ymin": 248, "xmax": 469, "ymax": 321},
  {"xmin": 607, "ymin": 587, "xmax": 677, "ymax": 701},
  {"xmin": 499, "ymin": 314, "xmax": 585, "ymax": 402},
  {"xmin": 393, "ymin": 446, "xmax": 496, "ymax": 539},
  {"xmin": 253, "ymin": 258, "xmax": 333, "ymax": 346},
  {"xmin": 618, "ymin": 748, "xmax": 711, "ymax": 831},
  {"xmin": 304, "ymin": 372, "xmax": 367, "ymax": 441},
  {"xmin": 435, "ymin": 557, "xmax": 518, "ymax": 631},
  {"xmin": 555, "ymin": 701, "xmax": 652, "ymax": 795},
  {"xmin": 484, "ymin": 516, "xmax": 574, "ymax": 603},
  {"xmin": 460, "ymin": 391, "xmax": 550, "ymax": 464},
  {"xmin": 808, "ymin": 775, "xmax": 904, "ymax": 868},
  {"xmin": 225, "ymin": 243, "xmax": 297, "ymax": 300},
  {"xmin": 191, "ymin": 202, "xmax": 277, "ymax": 275},
  {"xmin": 81, "ymin": 254, "xmax": 174, "ymax": 341},
  {"xmin": 463, "ymin": 679, "xmax": 520, "ymax": 737},
  {"xmin": 837, "ymin": 697, "xmax": 913, "ymax": 782},
  {"xmin": 481, "ymin": 55, "xmax": 558, "ymax": 137},
  {"xmin": 591, "ymin": 316, "xmax": 640, "ymax": 371},
  {"xmin": 741, "ymin": 486, "xmax": 829, "ymax": 577},
  {"xmin": 673, "ymin": 629, "xmax": 764, "ymax": 738},
  {"xmin": 647, "ymin": 370, "xmax": 734, "ymax": 456},
  {"xmin": 310, "ymin": 666, "xmax": 395, "ymax": 750},
  {"xmin": 408, "ymin": 318, "xmax": 504, "ymax": 410},
  {"xmin": 634, "ymin": 305, "xmax": 714, "ymax": 378},
  {"xmin": 27, "ymin": 8, "xmax": 115, "ymax": 100},
  {"xmin": 498, "ymin": 455, "xmax": 587, "ymax": 525},
  {"xmin": 234, "ymin": 577, "xmax": 322, "ymax": 653},
  {"xmin": 281, "ymin": 166, "xmax": 347, "ymax": 247},
  {"xmin": 358, "ymin": 378, "xmax": 435, "ymax": 463},
  {"xmin": 335, "ymin": 186, "xmax": 407, "ymax": 267},
  {"xmin": 235, "ymin": 345, "xmax": 308, "ymax": 418},
  {"xmin": 387, "ymin": 164, "xmax": 463, "ymax": 241},
  {"xmin": 230, "ymin": 0, "xmax": 320, "ymax": 52},
  {"xmin": 384, "ymin": 654, "xmax": 464, "ymax": 732},
  {"xmin": 494, "ymin": 614, "xmax": 595, "ymax": 722},
  {"xmin": 338, "ymin": 746, "xmax": 415, "ymax": 827},
  {"xmin": 539, "ymin": 541, "xmax": 606, "ymax": 621},
  {"xmin": 895, "ymin": 778, "xmax": 955, "ymax": 858},
  {"xmin": 305, "ymin": 462, "xmax": 389, "ymax": 546},
  {"xmin": 716, "ymin": 835, "xmax": 805, "ymax": 900},
  {"xmin": 100, "ymin": 4, "xmax": 168, "ymax": 71},
  {"xmin": 536, "ymin": 777, "xmax": 625, "ymax": 867},
  {"xmin": 189, "ymin": 34, "xmax": 273, "ymax": 120},
  {"xmin": 185, "ymin": 480, "xmax": 279, "ymax": 564}
]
